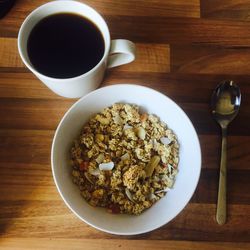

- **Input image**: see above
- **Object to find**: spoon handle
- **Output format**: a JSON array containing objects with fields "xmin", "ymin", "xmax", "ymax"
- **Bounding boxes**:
[{"xmin": 216, "ymin": 127, "xmax": 227, "ymax": 225}]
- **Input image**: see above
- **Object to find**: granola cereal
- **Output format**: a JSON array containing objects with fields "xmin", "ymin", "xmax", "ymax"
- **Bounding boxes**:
[{"xmin": 70, "ymin": 103, "xmax": 179, "ymax": 215}]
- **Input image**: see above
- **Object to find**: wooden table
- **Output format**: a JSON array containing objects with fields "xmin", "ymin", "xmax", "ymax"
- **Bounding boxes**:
[{"xmin": 0, "ymin": 0, "xmax": 250, "ymax": 249}]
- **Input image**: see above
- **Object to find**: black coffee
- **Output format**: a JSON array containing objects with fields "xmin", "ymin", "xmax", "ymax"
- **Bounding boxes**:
[{"xmin": 27, "ymin": 13, "xmax": 105, "ymax": 78}]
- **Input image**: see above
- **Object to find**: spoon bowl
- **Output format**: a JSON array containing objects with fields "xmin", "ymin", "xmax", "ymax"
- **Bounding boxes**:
[
  {"xmin": 211, "ymin": 80, "xmax": 241, "ymax": 225},
  {"xmin": 211, "ymin": 81, "xmax": 241, "ymax": 128}
]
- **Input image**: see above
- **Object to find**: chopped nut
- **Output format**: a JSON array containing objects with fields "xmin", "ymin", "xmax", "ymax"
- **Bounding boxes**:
[
  {"xmin": 89, "ymin": 198, "xmax": 98, "ymax": 206},
  {"xmin": 116, "ymin": 150, "xmax": 122, "ymax": 157},
  {"xmin": 96, "ymin": 115, "xmax": 110, "ymax": 125},
  {"xmin": 96, "ymin": 153, "xmax": 105, "ymax": 164},
  {"xmin": 89, "ymin": 168, "xmax": 101, "ymax": 176},
  {"xmin": 135, "ymin": 127, "xmax": 146, "ymax": 140},
  {"xmin": 95, "ymin": 134, "xmax": 104, "ymax": 142},
  {"xmin": 81, "ymin": 190, "xmax": 91, "ymax": 200},
  {"xmin": 121, "ymin": 152, "xmax": 130, "ymax": 161},
  {"xmin": 92, "ymin": 189, "xmax": 104, "ymax": 199},
  {"xmin": 72, "ymin": 170, "xmax": 80, "ymax": 177}
]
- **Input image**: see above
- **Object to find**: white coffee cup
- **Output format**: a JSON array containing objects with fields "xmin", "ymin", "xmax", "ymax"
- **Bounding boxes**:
[{"xmin": 18, "ymin": 0, "xmax": 135, "ymax": 98}]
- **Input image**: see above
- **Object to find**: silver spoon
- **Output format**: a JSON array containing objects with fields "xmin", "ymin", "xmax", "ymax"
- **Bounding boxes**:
[{"xmin": 211, "ymin": 80, "xmax": 241, "ymax": 225}]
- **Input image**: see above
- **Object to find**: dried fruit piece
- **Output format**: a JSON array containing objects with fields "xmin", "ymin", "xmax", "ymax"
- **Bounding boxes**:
[
  {"xmin": 140, "ymin": 113, "xmax": 148, "ymax": 122},
  {"xmin": 162, "ymin": 163, "xmax": 167, "ymax": 168},
  {"xmin": 145, "ymin": 155, "xmax": 161, "ymax": 177},
  {"xmin": 79, "ymin": 161, "xmax": 89, "ymax": 171},
  {"xmin": 107, "ymin": 203, "xmax": 120, "ymax": 214}
]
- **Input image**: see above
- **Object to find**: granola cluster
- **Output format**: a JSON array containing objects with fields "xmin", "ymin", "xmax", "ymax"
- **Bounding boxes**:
[{"xmin": 70, "ymin": 103, "xmax": 179, "ymax": 215}]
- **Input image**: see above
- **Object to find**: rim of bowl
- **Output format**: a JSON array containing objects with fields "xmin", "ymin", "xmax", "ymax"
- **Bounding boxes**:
[{"xmin": 51, "ymin": 83, "xmax": 202, "ymax": 235}]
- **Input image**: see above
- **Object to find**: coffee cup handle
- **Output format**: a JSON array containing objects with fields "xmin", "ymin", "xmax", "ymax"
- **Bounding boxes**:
[{"xmin": 107, "ymin": 39, "xmax": 136, "ymax": 68}]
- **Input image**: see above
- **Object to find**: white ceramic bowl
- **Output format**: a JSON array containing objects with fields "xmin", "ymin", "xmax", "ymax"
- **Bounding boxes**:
[{"xmin": 51, "ymin": 84, "xmax": 201, "ymax": 235}]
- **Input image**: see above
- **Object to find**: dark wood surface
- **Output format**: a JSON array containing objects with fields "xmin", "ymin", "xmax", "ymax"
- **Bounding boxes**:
[{"xmin": 0, "ymin": 0, "xmax": 250, "ymax": 249}]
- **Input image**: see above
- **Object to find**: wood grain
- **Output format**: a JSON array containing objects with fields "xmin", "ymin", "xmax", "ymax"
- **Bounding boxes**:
[
  {"xmin": 0, "ymin": 0, "xmax": 200, "ymax": 37},
  {"xmin": 171, "ymin": 45, "xmax": 250, "ymax": 75},
  {"xmin": 0, "ymin": 38, "xmax": 23, "ymax": 68},
  {"xmin": 0, "ymin": 202, "xmax": 249, "ymax": 241},
  {"xmin": 107, "ymin": 16, "xmax": 250, "ymax": 46},
  {"xmin": 0, "ymin": 73, "xmax": 63, "ymax": 99},
  {"xmin": 4, "ymin": 16, "xmax": 250, "ymax": 46},
  {"xmin": 201, "ymin": 0, "xmax": 250, "ymax": 20},
  {"xmin": 0, "ymin": 38, "xmax": 169, "ymax": 73},
  {"xmin": 117, "ymin": 44, "xmax": 170, "ymax": 73},
  {"xmin": 0, "ymin": 0, "xmax": 250, "ymax": 249},
  {"xmin": 0, "ymin": 239, "xmax": 250, "ymax": 250},
  {"xmin": 83, "ymin": 0, "xmax": 201, "ymax": 18},
  {"xmin": 4, "ymin": 0, "xmax": 201, "ymax": 20}
]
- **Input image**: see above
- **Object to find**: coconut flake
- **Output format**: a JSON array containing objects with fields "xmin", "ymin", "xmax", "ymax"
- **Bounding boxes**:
[
  {"xmin": 150, "ymin": 138, "xmax": 157, "ymax": 146},
  {"xmin": 153, "ymin": 175, "xmax": 160, "ymax": 182},
  {"xmin": 89, "ymin": 168, "xmax": 101, "ymax": 176},
  {"xmin": 123, "ymin": 124, "xmax": 133, "ymax": 130},
  {"xmin": 95, "ymin": 153, "xmax": 104, "ymax": 164},
  {"xmin": 113, "ymin": 114, "xmax": 123, "ymax": 125},
  {"xmin": 84, "ymin": 172, "xmax": 94, "ymax": 184},
  {"xmin": 168, "ymin": 164, "xmax": 173, "ymax": 173},
  {"xmin": 148, "ymin": 193, "xmax": 157, "ymax": 201},
  {"xmin": 168, "ymin": 178, "xmax": 175, "ymax": 188},
  {"xmin": 99, "ymin": 161, "xmax": 114, "ymax": 171},
  {"xmin": 155, "ymin": 187, "xmax": 171, "ymax": 194},
  {"xmin": 160, "ymin": 175, "xmax": 170, "ymax": 181},
  {"xmin": 125, "ymin": 188, "xmax": 134, "ymax": 202},
  {"xmin": 172, "ymin": 169, "xmax": 178, "ymax": 176},
  {"xmin": 160, "ymin": 137, "xmax": 171, "ymax": 145},
  {"xmin": 121, "ymin": 153, "xmax": 130, "ymax": 161},
  {"xmin": 151, "ymin": 139, "xmax": 159, "ymax": 151}
]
